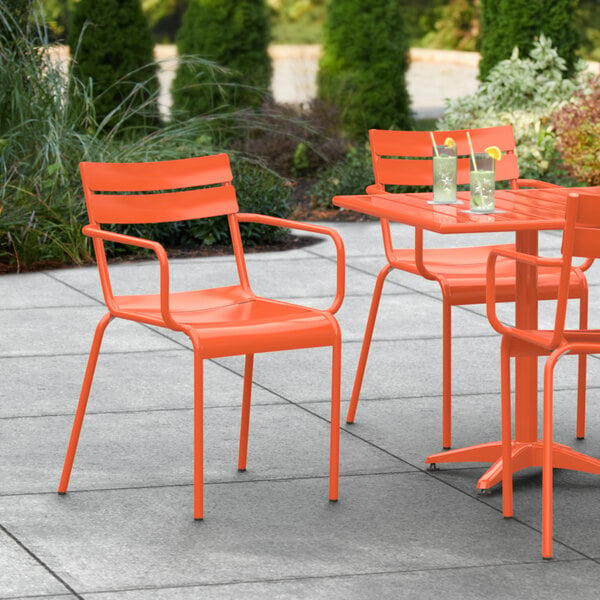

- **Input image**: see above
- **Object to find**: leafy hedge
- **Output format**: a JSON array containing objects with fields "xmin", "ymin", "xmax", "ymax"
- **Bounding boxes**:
[
  {"xmin": 171, "ymin": 0, "xmax": 272, "ymax": 119},
  {"xmin": 68, "ymin": 0, "xmax": 160, "ymax": 129},
  {"xmin": 317, "ymin": 0, "xmax": 412, "ymax": 140}
]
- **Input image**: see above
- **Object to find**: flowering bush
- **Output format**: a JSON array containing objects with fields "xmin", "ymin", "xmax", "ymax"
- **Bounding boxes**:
[
  {"xmin": 438, "ymin": 35, "xmax": 590, "ymax": 182},
  {"xmin": 551, "ymin": 76, "xmax": 600, "ymax": 186}
]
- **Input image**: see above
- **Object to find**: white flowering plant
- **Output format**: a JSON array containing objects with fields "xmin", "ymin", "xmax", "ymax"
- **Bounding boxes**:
[{"xmin": 438, "ymin": 35, "xmax": 594, "ymax": 182}]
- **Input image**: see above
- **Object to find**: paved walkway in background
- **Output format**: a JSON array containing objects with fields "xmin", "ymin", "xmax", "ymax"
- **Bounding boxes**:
[
  {"xmin": 3, "ymin": 221, "xmax": 600, "ymax": 598},
  {"xmin": 155, "ymin": 45, "xmax": 481, "ymax": 119}
]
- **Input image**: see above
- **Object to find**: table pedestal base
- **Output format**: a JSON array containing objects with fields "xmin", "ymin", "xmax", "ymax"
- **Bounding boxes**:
[{"xmin": 425, "ymin": 440, "xmax": 600, "ymax": 490}]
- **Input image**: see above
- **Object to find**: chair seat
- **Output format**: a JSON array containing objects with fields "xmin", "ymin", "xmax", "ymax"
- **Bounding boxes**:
[
  {"xmin": 114, "ymin": 285, "xmax": 336, "ymax": 358},
  {"xmin": 391, "ymin": 244, "xmax": 587, "ymax": 304}
]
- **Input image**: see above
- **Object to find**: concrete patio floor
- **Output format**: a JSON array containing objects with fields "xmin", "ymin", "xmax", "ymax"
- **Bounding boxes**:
[{"xmin": 2, "ymin": 220, "xmax": 600, "ymax": 598}]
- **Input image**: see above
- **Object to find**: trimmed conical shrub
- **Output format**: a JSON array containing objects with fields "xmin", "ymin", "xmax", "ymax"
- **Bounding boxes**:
[
  {"xmin": 171, "ymin": 0, "xmax": 272, "ymax": 119},
  {"xmin": 68, "ymin": 0, "xmax": 160, "ymax": 129},
  {"xmin": 479, "ymin": 0, "xmax": 580, "ymax": 81},
  {"xmin": 317, "ymin": 0, "xmax": 413, "ymax": 140}
]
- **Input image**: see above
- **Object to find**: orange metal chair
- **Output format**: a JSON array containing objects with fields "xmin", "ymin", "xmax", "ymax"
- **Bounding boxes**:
[
  {"xmin": 487, "ymin": 191, "xmax": 600, "ymax": 559},
  {"xmin": 346, "ymin": 126, "xmax": 590, "ymax": 449},
  {"xmin": 58, "ymin": 154, "xmax": 345, "ymax": 519}
]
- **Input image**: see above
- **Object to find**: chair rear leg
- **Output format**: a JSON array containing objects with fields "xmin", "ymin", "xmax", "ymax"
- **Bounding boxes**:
[
  {"xmin": 576, "ymin": 291, "xmax": 588, "ymax": 439},
  {"xmin": 442, "ymin": 299, "xmax": 452, "ymax": 449},
  {"xmin": 330, "ymin": 340, "xmax": 342, "ymax": 502},
  {"xmin": 193, "ymin": 346, "xmax": 204, "ymax": 520},
  {"xmin": 59, "ymin": 313, "xmax": 113, "ymax": 494},
  {"xmin": 346, "ymin": 263, "xmax": 393, "ymax": 423},
  {"xmin": 238, "ymin": 354, "xmax": 254, "ymax": 471}
]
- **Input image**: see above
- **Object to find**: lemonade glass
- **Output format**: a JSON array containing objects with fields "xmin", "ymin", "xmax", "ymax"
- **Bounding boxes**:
[
  {"xmin": 432, "ymin": 144, "xmax": 457, "ymax": 204},
  {"xmin": 470, "ymin": 153, "xmax": 495, "ymax": 213}
]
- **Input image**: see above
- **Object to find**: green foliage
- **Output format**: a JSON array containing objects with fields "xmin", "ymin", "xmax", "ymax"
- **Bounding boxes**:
[
  {"xmin": 231, "ymin": 99, "xmax": 347, "ymax": 178},
  {"xmin": 268, "ymin": 0, "xmax": 326, "ymax": 43},
  {"xmin": 438, "ymin": 36, "xmax": 588, "ymax": 182},
  {"xmin": 479, "ymin": 0, "xmax": 580, "ymax": 81},
  {"xmin": 317, "ymin": 0, "xmax": 413, "ymax": 141},
  {"xmin": 68, "ymin": 0, "xmax": 160, "ymax": 130},
  {"xmin": 551, "ymin": 76, "xmax": 600, "ymax": 186},
  {"xmin": 420, "ymin": 0, "xmax": 480, "ymax": 52},
  {"xmin": 0, "ymin": 3, "xmax": 293, "ymax": 272},
  {"xmin": 309, "ymin": 145, "xmax": 373, "ymax": 209},
  {"xmin": 171, "ymin": 0, "xmax": 272, "ymax": 119}
]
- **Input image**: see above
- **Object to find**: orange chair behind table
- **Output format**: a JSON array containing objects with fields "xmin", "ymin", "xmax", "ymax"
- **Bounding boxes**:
[
  {"xmin": 487, "ymin": 191, "xmax": 600, "ymax": 559},
  {"xmin": 347, "ymin": 125, "xmax": 591, "ymax": 449},
  {"xmin": 58, "ymin": 154, "xmax": 345, "ymax": 519}
]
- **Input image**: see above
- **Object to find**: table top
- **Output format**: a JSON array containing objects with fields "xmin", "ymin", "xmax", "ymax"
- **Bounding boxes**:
[{"xmin": 333, "ymin": 187, "xmax": 600, "ymax": 234}]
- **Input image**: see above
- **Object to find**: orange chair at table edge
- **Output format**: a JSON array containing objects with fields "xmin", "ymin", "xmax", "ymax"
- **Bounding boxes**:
[
  {"xmin": 486, "ymin": 191, "xmax": 600, "ymax": 559},
  {"xmin": 57, "ymin": 153, "xmax": 345, "ymax": 519}
]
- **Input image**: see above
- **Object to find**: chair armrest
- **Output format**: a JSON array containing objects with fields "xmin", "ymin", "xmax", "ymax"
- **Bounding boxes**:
[
  {"xmin": 82, "ymin": 225, "xmax": 178, "ymax": 329},
  {"xmin": 235, "ymin": 213, "xmax": 345, "ymax": 314},
  {"xmin": 485, "ymin": 247, "xmax": 563, "ymax": 337},
  {"xmin": 516, "ymin": 179, "xmax": 562, "ymax": 189}
]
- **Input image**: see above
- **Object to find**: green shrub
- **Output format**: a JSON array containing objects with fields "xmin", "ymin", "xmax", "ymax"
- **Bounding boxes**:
[
  {"xmin": 317, "ymin": 0, "xmax": 412, "ymax": 141},
  {"xmin": 231, "ymin": 99, "xmax": 348, "ymax": 178},
  {"xmin": 0, "ymin": 3, "xmax": 290, "ymax": 272},
  {"xmin": 171, "ymin": 0, "xmax": 272, "ymax": 119},
  {"xmin": 309, "ymin": 145, "xmax": 374, "ymax": 209},
  {"xmin": 479, "ymin": 0, "xmax": 580, "ymax": 81},
  {"xmin": 551, "ymin": 76, "xmax": 600, "ymax": 186},
  {"xmin": 68, "ymin": 0, "xmax": 160, "ymax": 130},
  {"xmin": 439, "ymin": 36, "xmax": 587, "ymax": 182}
]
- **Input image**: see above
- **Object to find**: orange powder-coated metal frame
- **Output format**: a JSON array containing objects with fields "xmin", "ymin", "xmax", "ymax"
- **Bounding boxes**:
[
  {"xmin": 58, "ymin": 154, "xmax": 345, "ymax": 519},
  {"xmin": 487, "ymin": 192, "xmax": 600, "ymax": 559},
  {"xmin": 343, "ymin": 126, "xmax": 590, "ymax": 450}
]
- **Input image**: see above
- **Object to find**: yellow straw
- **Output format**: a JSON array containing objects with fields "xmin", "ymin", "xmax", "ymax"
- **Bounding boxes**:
[
  {"xmin": 466, "ymin": 131, "xmax": 477, "ymax": 171},
  {"xmin": 429, "ymin": 131, "xmax": 440, "ymax": 157}
]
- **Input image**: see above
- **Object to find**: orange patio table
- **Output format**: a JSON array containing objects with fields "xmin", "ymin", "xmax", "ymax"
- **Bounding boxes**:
[{"xmin": 333, "ymin": 185, "xmax": 600, "ymax": 491}]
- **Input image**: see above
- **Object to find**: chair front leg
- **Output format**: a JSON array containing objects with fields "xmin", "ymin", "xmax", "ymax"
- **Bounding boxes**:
[
  {"xmin": 238, "ymin": 354, "xmax": 254, "ymax": 471},
  {"xmin": 347, "ymin": 263, "xmax": 394, "ymax": 423},
  {"xmin": 442, "ymin": 299, "xmax": 452, "ymax": 449},
  {"xmin": 576, "ymin": 290, "xmax": 588, "ymax": 439},
  {"xmin": 501, "ymin": 337, "xmax": 513, "ymax": 518},
  {"xmin": 59, "ymin": 313, "xmax": 113, "ymax": 494},
  {"xmin": 192, "ymin": 342, "xmax": 205, "ymax": 521},
  {"xmin": 330, "ymin": 340, "xmax": 342, "ymax": 502},
  {"xmin": 542, "ymin": 352, "xmax": 559, "ymax": 559}
]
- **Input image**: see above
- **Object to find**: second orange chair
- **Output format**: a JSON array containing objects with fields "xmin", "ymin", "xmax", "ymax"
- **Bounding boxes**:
[{"xmin": 346, "ymin": 126, "xmax": 590, "ymax": 450}]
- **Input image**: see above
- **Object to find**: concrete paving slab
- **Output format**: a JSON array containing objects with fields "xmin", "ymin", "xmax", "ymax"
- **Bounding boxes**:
[
  {"xmin": 81, "ymin": 560, "xmax": 600, "ymax": 600},
  {"xmin": 0, "ymin": 350, "xmax": 284, "ymax": 418},
  {"xmin": 0, "ymin": 473, "xmax": 580, "ymax": 595},
  {"xmin": 0, "ymin": 529, "xmax": 69, "ymax": 597},
  {"xmin": 0, "ymin": 271, "xmax": 98, "ymax": 309},
  {"xmin": 0, "ymin": 306, "xmax": 180, "ymax": 358},
  {"xmin": 0, "ymin": 403, "xmax": 408, "ymax": 495}
]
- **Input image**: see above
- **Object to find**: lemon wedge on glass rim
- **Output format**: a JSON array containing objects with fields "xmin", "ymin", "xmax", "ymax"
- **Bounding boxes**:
[
  {"xmin": 484, "ymin": 146, "xmax": 502, "ymax": 161},
  {"xmin": 444, "ymin": 137, "xmax": 456, "ymax": 147}
]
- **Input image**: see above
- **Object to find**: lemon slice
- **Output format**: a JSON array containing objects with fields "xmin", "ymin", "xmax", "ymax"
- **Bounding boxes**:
[
  {"xmin": 484, "ymin": 146, "xmax": 502, "ymax": 161},
  {"xmin": 444, "ymin": 137, "xmax": 456, "ymax": 147}
]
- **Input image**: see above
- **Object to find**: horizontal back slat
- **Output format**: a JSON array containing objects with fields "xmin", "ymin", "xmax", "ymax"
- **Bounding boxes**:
[
  {"xmin": 369, "ymin": 125, "xmax": 519, "ymax": 189},
  {"xmin": 80, "ymin": 154, "xmax": 239, "ymax": 224},
  {"xmin": 91, "ymin": 185, "xmax": 237, "ymax": 224},
  {"xmin": 572, "ymin": 227, "xmax": 600, "ymax": 258}
]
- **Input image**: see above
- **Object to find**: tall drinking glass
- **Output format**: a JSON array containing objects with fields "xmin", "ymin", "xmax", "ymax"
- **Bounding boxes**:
[
  {"xmin": 470, "ymin": 153, "xmax": 495, "ymax": 213},
  {"xmin": 432, "ymin": 144, "xmax": 457, "ymax": 204}
]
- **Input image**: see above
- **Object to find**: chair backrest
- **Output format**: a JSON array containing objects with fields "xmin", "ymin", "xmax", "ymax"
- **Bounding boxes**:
[
  {"xmin": 80, "ymin": 154, "xmax": 238, "ymax": 225},
  {"xmin": 549, "ymin": 192, "xmax": 600, "ymax": 339},
  {"xmin": 368, "ymin": 125, "xmax": 519, "ymax": 191}
]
